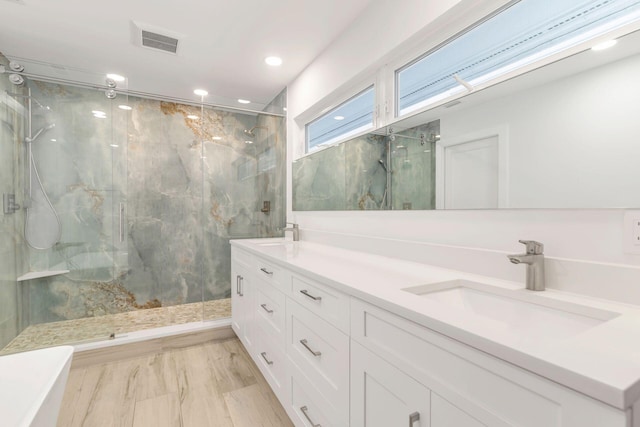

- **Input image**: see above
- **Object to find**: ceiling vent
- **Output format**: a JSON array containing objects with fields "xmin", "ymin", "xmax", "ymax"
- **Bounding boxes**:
[
  {"xmin": 131, "ymin": 21, "xmax": 182, "ymax": 55},
  {"xmin": 141, "ymin": 30, "xmax": 179, "ymax": 54}
]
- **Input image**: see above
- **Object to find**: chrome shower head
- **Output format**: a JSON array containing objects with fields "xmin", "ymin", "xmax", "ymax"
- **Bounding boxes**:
[{"xmin": 244, "ymin": 126, "xmax": 268, "ymax": 138}]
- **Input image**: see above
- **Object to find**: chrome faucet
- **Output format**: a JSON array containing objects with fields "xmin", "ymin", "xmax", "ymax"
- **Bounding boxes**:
[
  {"xmin": 283, "ymin": 222, "xmax": 299, "ymax": 242},
  {"xmin": 507, "ymin": 240, "xmax": 545, "ymax": 291}
]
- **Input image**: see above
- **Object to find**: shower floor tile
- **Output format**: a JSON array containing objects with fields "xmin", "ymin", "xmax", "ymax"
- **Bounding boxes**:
[{"xmin": 0, "ymin": 298, "xmax": 231, "ymax": 356}]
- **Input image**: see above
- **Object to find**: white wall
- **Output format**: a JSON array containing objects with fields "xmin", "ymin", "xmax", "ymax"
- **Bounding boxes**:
[
  {"xmin": 441, "ymin": 52, "xmax": 640, "ymax": 208},
  {"xmin": 285, "ymin": 0, "xmax": 640, "ymax": 304}
]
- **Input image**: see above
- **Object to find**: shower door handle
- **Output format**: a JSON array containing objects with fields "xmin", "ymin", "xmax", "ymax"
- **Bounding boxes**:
[{"xmin": 119, "ymin": 202, "xmax": 125, "ymax": 243}]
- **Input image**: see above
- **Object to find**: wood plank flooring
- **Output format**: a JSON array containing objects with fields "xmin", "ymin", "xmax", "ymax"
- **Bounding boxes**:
[{"xmin": 57, "ymin": 338, "xmax": 294, "ymax": 427}]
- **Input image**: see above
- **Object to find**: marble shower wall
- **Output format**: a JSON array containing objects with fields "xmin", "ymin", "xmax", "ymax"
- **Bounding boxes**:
[
  {"xmin": 18, "ymin": 81, "xmax": 285, "ymax": 327},
  {"xmin": 391, "ymin": 121, "xmax": 438, "ymax": 210},
  {"xmin": 0, "ymin": 53, "xmax": 25, "ymax": 348},
  {"xmin": 292, "ymin": 120, "xmax": 439, "ymax": 211},
  {"xmin": 293, "ymin": 134, "xmax": 387, "ymax": 211}
]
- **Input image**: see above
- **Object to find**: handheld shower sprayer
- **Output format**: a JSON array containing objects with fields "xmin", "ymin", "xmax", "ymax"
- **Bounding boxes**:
[{"xmin": 26, "ymin": 123, "xmax": 55, "ymax": 143}]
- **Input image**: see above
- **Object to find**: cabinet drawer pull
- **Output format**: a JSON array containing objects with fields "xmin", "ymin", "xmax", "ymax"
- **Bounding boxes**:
[
  {"xmin": 300, "ymin": 406, "xmax": 321, "ymax": 427},
  {"xmin": 260, "ymin": 303, "xmax": 273, "ymax": 314},
  {"xmin": 409, "ymin": 411, "xmax": 420, "ymax": 426},
  {"xmin": 260, "ymin": 352, "xmax": 274, "ymax": 365},
  {"xmin": 300, "ymin": 339, "xmax": 322, "ymax": 357},
  {"xmin": 300, "ymin": 289, "xmax": 322, "ymax": 301},
  {"xmin": 236, "ymin": 275, "xmax": 244, "ymax": 296},
  {"xmin": 260, "ymin": 267, "xmax": 273, "ymax": 275}
]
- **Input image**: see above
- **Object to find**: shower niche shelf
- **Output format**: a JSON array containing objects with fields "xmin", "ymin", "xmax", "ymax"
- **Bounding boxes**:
[{"xmin": 17, "ymin": 270, "xmax": 70, "ymax": 282}]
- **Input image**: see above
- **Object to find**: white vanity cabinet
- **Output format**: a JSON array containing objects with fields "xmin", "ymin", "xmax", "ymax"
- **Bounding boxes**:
[
  {"xmin": 351, "ymin": 298, "xmax": 630, "ymax": 427},
  {"xmin": 230, "ymin": 247, "xmax": 254, "ymax": 352},
  {"xmin": 231, "ymin": 243, "xmax": 637, "ymax": 427},
  {"xmin": 286, "ymin": 275, "xmax": 350, "ymax": 426},
  {"xmin": 351, "ymin": 340, "xmax": 431, "ymax": 427}
]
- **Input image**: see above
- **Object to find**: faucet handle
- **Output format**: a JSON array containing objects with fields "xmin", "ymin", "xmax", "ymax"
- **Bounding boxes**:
[{"xmin": 518, "ymin": 240, "xmax": 544, "ymax": 254}]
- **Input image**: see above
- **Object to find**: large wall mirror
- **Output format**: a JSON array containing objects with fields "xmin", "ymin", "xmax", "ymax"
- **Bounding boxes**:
[{"xmin": 293, "ymin": 28, "xmax": 640, "ymax": 210}]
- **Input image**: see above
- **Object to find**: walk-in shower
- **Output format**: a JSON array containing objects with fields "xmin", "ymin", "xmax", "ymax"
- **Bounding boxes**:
[{"xmin": 0, "ymin": 56, "xmax": 286, "ymax": 354}]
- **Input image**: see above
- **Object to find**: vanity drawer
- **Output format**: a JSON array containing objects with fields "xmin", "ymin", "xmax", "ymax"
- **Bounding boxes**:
[
  {"xmin": 288, "ymin": 364, "xmax": 347, "ymax": 427},
  {"xmin": 253, "ymin": 321, "xmax": 287, "ymax": 401},
  {"xmin": 351, "ymin": 298, "xmax": 626, "ymax": 427},
  {"xmin": 255, "ymin": 257, "xmax": 289, "ymax": 294},
  {"xmin": 290, "ymin": 274, "xmax": 350, "ymax": 333},
  {"xmin": 232, "ymin": 246, "xmax": 253, "ymax": 269},
  {"xmin": 286, "ymin": 299, "xmax": 349, "ymax": 420},
  {"xmin": 255, "ymin": 282, "xmax": 286, "ymax": 345}
]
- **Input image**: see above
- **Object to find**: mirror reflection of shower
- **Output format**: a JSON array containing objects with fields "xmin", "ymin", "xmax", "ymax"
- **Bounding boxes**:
[{"xmin": 6, "ymin": 62, "xmax": 62, "ymax": 249}]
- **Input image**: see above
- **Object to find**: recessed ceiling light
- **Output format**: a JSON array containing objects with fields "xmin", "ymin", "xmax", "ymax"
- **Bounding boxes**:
[
  {"xmin": 334, "ymin": 115, "xmax": 345, "ymax": 120},
  {"xmin": 212, "ymin": 136, "xmax": 222, "ymax": 140},
  {"xmin": 283, "ymin": 107, "xmax": 287, "ymax": 112},
  {"xmin": 118, "ymin": 105, "xmax": 132, "ymax": 111},
  {"xmin": 187, "ymin": 115, "xmax": 199, "ymax": 120},
  {"xmin": 238, "ymin": 99, "xmax": 251, "ymax": 104},
  {"xmin": 265, "ymin": 56, "xmax": 283, "ymax": 66},
  {"xmin": 110, "ymin": 144, "xmax": 119, "ymax": 148},
  {"xmin": 50, "ymin": 139, "xmax": 57, "ymax": 142},
  {"xmin": 106, "ymin": 73, "xmax": 125, "ymax": 82},
  {"xmin": 245, "ymin": 140, "xmax": 253, "ymax": 144},
  {"xmin": 194, "ymin": 89, "xmax": 208, "ymax": 96},
  {"xmin": 592, "ymin": 39, "xmax": 617, "ymax": 51},
  {"xmin": 92, "ymin": 110, "xmax": 107, "ymax": 118}
]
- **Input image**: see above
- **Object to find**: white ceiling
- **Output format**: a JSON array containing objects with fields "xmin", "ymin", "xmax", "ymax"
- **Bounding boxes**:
[{"xmin": 0, "ymin": 0, "xmax": 373, "ymax": 110}]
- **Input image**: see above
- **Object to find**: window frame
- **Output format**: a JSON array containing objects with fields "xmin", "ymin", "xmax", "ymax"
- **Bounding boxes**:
[
  {"xmin": 304, "ymin": 84, "xmax": 377, "ymax": 154},
  {"xmin": 391, "ymin": 0, "xmax": 640, "ymax": 120}
]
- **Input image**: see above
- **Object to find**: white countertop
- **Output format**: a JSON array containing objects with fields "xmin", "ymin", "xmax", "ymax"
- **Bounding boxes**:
[
  {"xmin": 0, "ymin": 345, "xmax": 74, "ymax": 427},
  {"xmin": 231, "ymin": 237, "xmax": 640, "ymax": 410}
]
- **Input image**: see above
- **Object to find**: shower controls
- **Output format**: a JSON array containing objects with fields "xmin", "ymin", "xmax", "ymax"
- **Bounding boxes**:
[{"xmin": 3, "ymin": 193, "xmax": 20, "ymax": 214}]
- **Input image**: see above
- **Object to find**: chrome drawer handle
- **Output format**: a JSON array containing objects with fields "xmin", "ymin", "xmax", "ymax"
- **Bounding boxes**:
[
  {"xmin": 409, "ymin": 411, "xmax": 420, "ymax": 426},
  {"xmin": 300, "ymin": 289, "xmax": 322, "ymax": 301},
  {"xmin": 300, "ymin": 339, "xmax": 321, "ymax": 357},
  {"xmin": 260, "ymin": 303, "xmax": 274, "ymax": 314},
  {"xmin": 260, "ymin": 267, "xmax": 273, "ymax": 275},
  {"xmin": 236, "ymin": 275, "xmax": 244, "ymax": 296},
  {"xmin": 300, "ymin": 406, "xmax": 321, "ymax": 427},
  {"xmin": 260, "ymin": 352, "xmax": 273, "ymax": 365}
]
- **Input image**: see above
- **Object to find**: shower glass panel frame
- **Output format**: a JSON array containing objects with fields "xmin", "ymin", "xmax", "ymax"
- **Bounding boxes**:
[{"xmin": 0, "ymin": 64, "xmax": 286, "ymax": 354}]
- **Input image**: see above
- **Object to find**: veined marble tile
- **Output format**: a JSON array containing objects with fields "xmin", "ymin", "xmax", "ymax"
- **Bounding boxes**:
[{"xmin": 7, "ymin": 81, "xmax": 285, "ymax": 331}]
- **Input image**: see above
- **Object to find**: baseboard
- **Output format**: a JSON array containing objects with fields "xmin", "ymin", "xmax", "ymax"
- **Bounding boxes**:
[{"xmin": 71, "ymin": 323, "xmax": 236, "ymax": 369}]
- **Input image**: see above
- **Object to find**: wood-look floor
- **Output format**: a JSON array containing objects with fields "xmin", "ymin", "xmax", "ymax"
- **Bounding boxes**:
[{"xmin": 57, "ymin": 338, "xmax": 294, "ymax": 427}]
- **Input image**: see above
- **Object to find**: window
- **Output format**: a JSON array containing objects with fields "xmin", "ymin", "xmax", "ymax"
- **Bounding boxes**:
[
  {"xmin": 306, "ymin": 86, "xmax": 375, "ymax": 152},
  {"xmin": 396, "ymin": 0, "xmax": 640, "ymax": 116}
]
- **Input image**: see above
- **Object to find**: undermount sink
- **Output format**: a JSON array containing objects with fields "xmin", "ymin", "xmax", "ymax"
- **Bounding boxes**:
[{"xmin": 403, "ymin": 280, "xmax": 620, "ymax": 342}]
